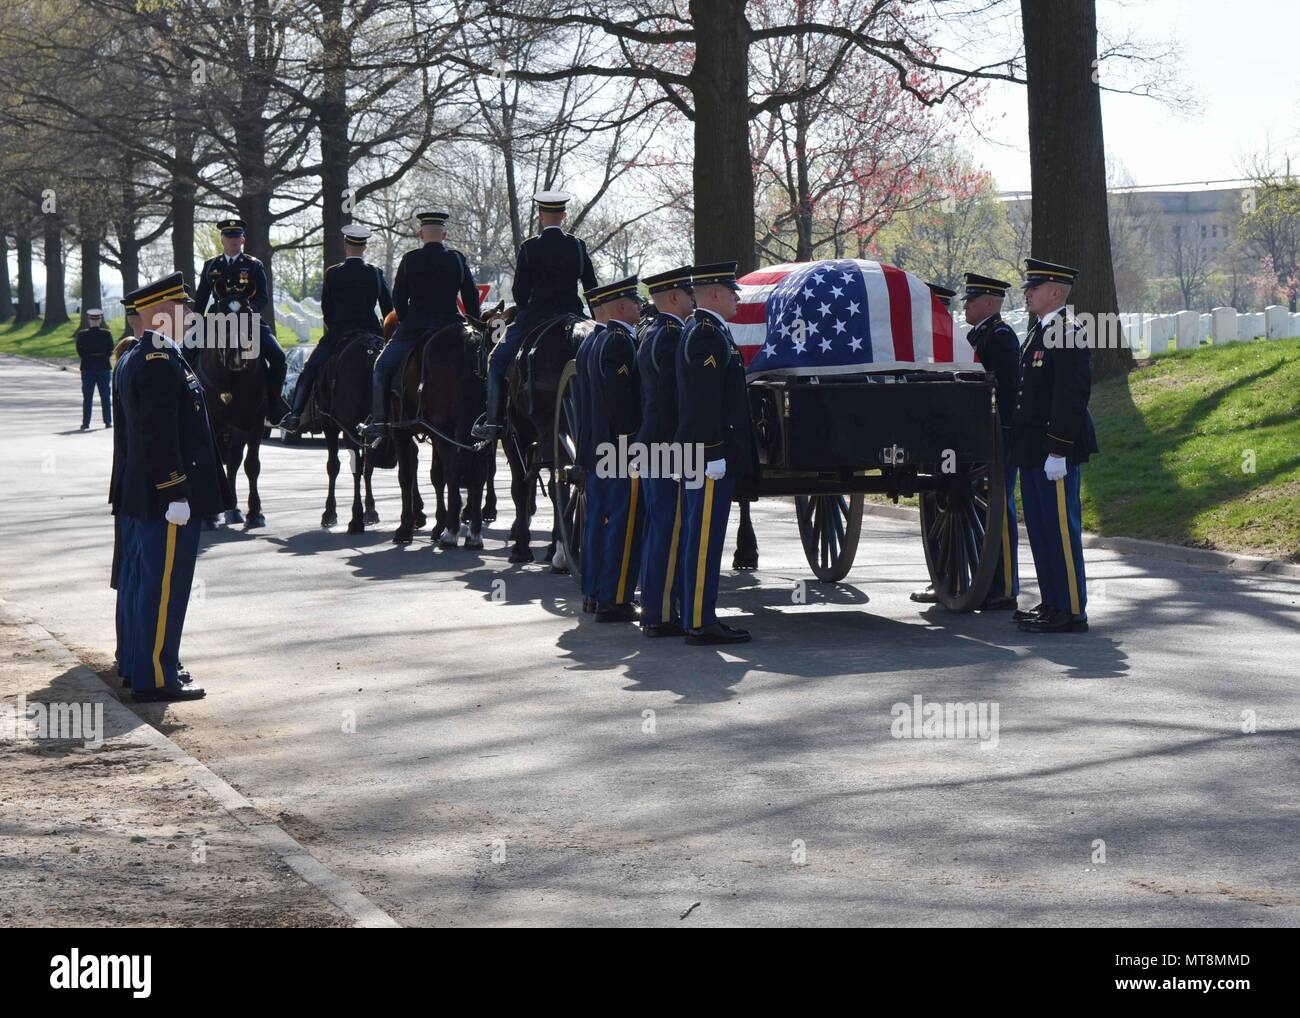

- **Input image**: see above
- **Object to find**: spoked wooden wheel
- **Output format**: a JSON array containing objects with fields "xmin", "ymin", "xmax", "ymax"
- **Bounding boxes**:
[
  {"xmin": 552, "ymin": 360, "xmax": 584, "ymax": 588},
  {"xmin": 795, "ymin": 493, "xmax": 864, "ymax": 582},
  {"xmin": 918, "ymin": 459, "xmax": 1007, "ymax": 612}
]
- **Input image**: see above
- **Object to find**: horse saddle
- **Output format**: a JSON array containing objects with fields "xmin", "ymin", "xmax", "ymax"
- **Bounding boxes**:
[{"xmin": 514, "ymin": 315, "xmax": 575, "ymax": 414}]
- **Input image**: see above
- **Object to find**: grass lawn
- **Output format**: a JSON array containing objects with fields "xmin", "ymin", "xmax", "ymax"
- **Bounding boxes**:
[{"xmin": 0, "ymin": 314, "xmax": 319, "ymax": 362}]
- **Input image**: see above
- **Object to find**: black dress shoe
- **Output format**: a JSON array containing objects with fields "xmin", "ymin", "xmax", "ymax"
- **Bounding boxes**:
[
  {"xmin": 685, "ymin": 622, "xmax": 751, "ymax": 645},
  {"xmin": 980, "ymin": 595, "xmax": 1018, "ymax": 611},
  {"xmin": 909, "ymin": 585, "xmax": 938, "ymax": 603},
  {"xmin": 1012, "ymin": 603, "xmax": 1046, "ymax": 623},
  {"xmin": 79, "ymin": 424, "xmax": 89, "ymax": 431},
  {"xmin": 594, "ymin": 603, "xmax": 637, "ymax": 623},
  {"xmin": 1018, "ymin": 609, "xmax": 1088, "ymax": 633},
  {"xmin": 642, "ymin": 621, "xmax": 685, "ymax": 638},
  {"xmin": 280, "ymin": 412, "xmax": 302, "ymax": 433},
  {"xmin": 132, "ymin": 685, "xmax": 206, "ymax": 702}
]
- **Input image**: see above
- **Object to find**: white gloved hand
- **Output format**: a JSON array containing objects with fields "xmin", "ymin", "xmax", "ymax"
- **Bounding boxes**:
[
  {"xmin": 165, "ymin": 500, "xmax": 191, "ymax": 526},
  {"xmin": 1044, "ymin": 455, "xmax": 1067, "ymax": 482},
  {"xmin": 705, "ymin": 458, "xmax": 726, "ymax": 481}
]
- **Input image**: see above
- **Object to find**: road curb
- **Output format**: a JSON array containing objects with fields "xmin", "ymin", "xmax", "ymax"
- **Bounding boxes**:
[
  {"xmin": 0, "ymin": 598, "xmax": 402, "ymax": 929},
  {"xmin": 1, "ymin": 351, "xmax": 75, "ymax": 370},
  {"xmin": 860, "ymin": 503, "xmax": 1300, "ymax": 580}
]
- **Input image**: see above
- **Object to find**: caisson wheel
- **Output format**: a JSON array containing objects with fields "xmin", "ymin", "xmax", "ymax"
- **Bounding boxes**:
[
  {"xmin": 795, "ymin": 493, "xmax": 864, "ymax": 582},
  {"xmin": 552, "ymin": 359, "xmax": 585, "ymax": 588},
  {"xmin": 918, "ymin": 458, "xmax": 1007, "ymax": 612}
]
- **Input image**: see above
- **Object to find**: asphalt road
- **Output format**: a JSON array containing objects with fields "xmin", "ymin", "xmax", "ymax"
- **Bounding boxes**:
[{"xmin": 3, "ymin": 354, "xmax": 1298, "ymax": 926}]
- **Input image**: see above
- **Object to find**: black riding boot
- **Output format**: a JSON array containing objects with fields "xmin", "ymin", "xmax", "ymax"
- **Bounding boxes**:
[
  {"xmin": 281, "ymin": 380, "xmax": 310, "ymax": 432},
  {"xmin": 361, "ymin": 374, "xmax": 388, "ymax": 439},
  {"xmin": 472, "ymin": 378, "xmax": 505, "ymax": 440}
]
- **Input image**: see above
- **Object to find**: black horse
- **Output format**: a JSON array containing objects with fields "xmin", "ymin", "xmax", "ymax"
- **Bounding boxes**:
[
  {"xmin": 197, "ymin": 324, "xmax": 267, "ymax": 529},
  {"xmin": 498, "ymin": 309, "xmax": 598, "ymax": 566},
  {"xmin": 308, "ymin": 330, "xmax": 382, "ymax": 533}
]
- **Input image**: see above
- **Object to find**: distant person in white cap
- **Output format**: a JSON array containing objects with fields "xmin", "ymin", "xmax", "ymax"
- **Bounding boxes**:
[
  {"xmin": 75, "ymin": 308, "xmax": 114, "ymax": 430},
  {"xmin": 283, "ymin": 224, "xmax": 393, "ymax": 433},
  {"xmin": 473, "ymin": 189, "xmax": 599, "ymax": 440}
]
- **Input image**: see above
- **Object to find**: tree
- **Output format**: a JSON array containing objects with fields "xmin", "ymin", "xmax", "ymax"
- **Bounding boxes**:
[{"xmin": 1238, "ymin": 152, "xmax": 1300, "ymax": 310}]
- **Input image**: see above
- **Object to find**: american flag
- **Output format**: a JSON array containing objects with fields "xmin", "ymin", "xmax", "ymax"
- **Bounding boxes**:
[{"xmin": 729, "ymin": 259, "xmax": 980, "ymax": 376}]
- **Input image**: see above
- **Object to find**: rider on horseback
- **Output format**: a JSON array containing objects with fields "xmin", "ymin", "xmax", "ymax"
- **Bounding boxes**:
[
  {"xmin": 193, "ymin": 217, "xmax": 291, "ymax": 425},
  {"xmin": 362, "ymin": 211, "xmax": 482, "ymax": 439},
  {"xmin": 282, "ymin": 224, "xmax": 393, "ymax": 433},
  {"xmin": 471, "ymin": 190, "xmax": 598, "ymax": 441}
]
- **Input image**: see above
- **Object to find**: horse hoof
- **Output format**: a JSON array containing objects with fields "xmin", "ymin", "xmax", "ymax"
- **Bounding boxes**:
[
  {"xmin": 733, "ymin": 551, "xmax": 759, "ymax": 571},
  {"xmin": 321, "ymin": 511, "xmax": 338, "ymax": 528},
  {"xmin": 245, "ymin": 514, "xmax": 266, "ymax": 530},
  {"xmin": 363, "ymin": 509, "xmax": 380, "ymax": 525},
  {"xmin": 225, "ymin": 510, "xmax": 244, "ymax": 526},
  {"xmin": 464, "ymin": 533, "xmax": 484, "ymax": 550},
  {"xmin": 413, "ymin": 512, "xmax": 427, "ymax": 529},
  {"xmin": 393, "ymin": 530, "xmax": 413, "ymax": 545},
  {"xmin": 551, "ymin": 546, "xmax": 567, "ymax": 571},
  {"xmin": 482, "ymin": 507, "xmax": 497, "ymax": 524},
  {"xmin": 346, "ymin": 520, "xmax": 365, "ymax": 535},
  {"xmin": 438, "ymin": 528, "xmax": 457, "ymax": 548},
  {"xmin": 508, "ymin": 547, "xmax": 534, "ymax": 563}
]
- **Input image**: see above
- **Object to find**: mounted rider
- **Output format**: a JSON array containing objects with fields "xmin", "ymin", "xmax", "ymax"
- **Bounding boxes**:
[
  {"xmin": 192, "ymin": 217, "xmax": 291, "ymax": 425},
  {"xmin": 472, "ymin": 190, "xmax": 598, "ymax": 441},
  {"xmin": 362, "ymin": 211, "xmax": 482, "ymax": 439},
  {"xmin": 282, "ymin": 224, "xmax": 393, "ymax": 433}
]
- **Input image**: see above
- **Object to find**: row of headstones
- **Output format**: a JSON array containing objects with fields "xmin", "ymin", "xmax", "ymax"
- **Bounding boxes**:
[
  {"xmin": 278, "ymin": 295, "xmax": 324, "ymax": 341},
  {"xmin": 953, "ymin": 307, "xmax": 1299, "ymax": 356}
]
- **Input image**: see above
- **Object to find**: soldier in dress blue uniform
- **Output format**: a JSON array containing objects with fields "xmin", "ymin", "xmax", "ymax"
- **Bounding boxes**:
[
  {"xmin": 634, "ymin": 266, "xmax": 695, "ymax": 637},
  {"xmin": 119, "ymin": 272, "xmax": 233, "ymax": 701},
  {"xmin": 965, "ymin": 273, "xmax": 1022, "ymax": 610},
  {"xmin": 1012, "ymin": 258, "xmax": 1098, "ymax": 634},
  {"xmin": 583, "ymin": 276, "xmax": 643, "ymax": 623},
  {"xmin": 109, "ymin": 300, "xmax": 141, "ymax": 689},
  {"xmin": 674, "ymin": 262, "xmax": 757, "ymax": 645},
  {"xmin": 193, "ymin": 217, "xmax": 290, "ymax": 423},
  {"xmin": 282, "ymin": 224, "xmax": 393, "ymax": 432},
  {"xmin": 363, "ymin": 211, "xmax": 481, "ymax": 437},
  {"xmin": 473, "ymin": 190, "xmax": 598, "ymax": 441},
  {"xmin": 574, "ymin": 291, "xmax": 607, "ymax": 614},
  {"xmin": 75, "ymin": 309, "xmax": 114, "ymax": 430}
]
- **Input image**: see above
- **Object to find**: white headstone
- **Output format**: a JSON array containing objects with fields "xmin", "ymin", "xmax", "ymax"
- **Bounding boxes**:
[
  {"xmin": 1173, "ymin": 310, "xmax": 1200, "ymax": 350},
  {"xmin": 1210, "ymin": 307, "xmax": 1238, "ymax": 345},
  {"xmin": 1149, "ymin": 315, "xmax": 1174, "ymax": 354},
  {"xmin": 1264, "ymin": 305, "xmax": 1289, "ymax": 339}
]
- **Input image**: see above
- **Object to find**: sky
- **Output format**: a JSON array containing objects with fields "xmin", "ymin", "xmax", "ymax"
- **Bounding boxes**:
[{"xmin": 954, "ymin": 0, "xmax": 1300, "ymax": 192}]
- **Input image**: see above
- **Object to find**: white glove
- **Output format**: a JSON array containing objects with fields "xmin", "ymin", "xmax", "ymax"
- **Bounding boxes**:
[
  {"xmin": 1044, "ymin": 455, "xmax": 1067, "ymax": 482},
  {"xmin": 705, "ymin": 458, "xmax": 726, "ymax": 481},
  {"xmin": 165, "ymin": 500, "xmax": 191, "ymax": 526}
]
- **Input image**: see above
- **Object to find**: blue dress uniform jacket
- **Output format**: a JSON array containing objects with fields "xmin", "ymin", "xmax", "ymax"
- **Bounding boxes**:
[
  {"xmin": 574, "ymin": 324, "xmax": 604, "ymax": 602},
  {"xmin": 109, "ymin": 340, "xmax": 139, "ymax": 685},
  {"xmin": 1011, "ymin": 313, "xmax": 1099, "ymax": 470},
  {"xmin": 194, "ymin": 252, "xmax": 269, "ymax": 316},
  {"xmin": 119, "ymin": 336, "xmax": 232, "ymax": 520},
  {"xmin": 75, "ymin": 326, "xmax": 114, "ymax": 372},
  {"xmin": 634, "ymin": 312, "xmax": 684, "ymax": 448},
  {"xmin": 969, "ymin": 313, "xmax": 1022, "ymax": 599},
  {"xmin": 322, "ymin": 257, "xmax": 393, "ymax": 335},
  {"xmin": 392, "ymin": 241, "xmax": 480, "ymax": 336},
  {"xmin": 586, "ymin": 320, "xmax": 642, "ymax": 607},
  {"xmin": 512, "ymin": 227, "xmax": 598, "ymax": 330}
]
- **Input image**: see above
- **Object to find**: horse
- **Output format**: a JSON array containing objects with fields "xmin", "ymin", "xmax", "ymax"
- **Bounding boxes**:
[
  {"xmin": 309, "ymin": 330, "xmax": 382, "ymax": 533},
  {"xmin": 196, "ymin": 322, "xmax": 268, "ymax": 528},
  {"xmin": 498, "ymin": 309, "xmax": 598, "ymax": 565}
]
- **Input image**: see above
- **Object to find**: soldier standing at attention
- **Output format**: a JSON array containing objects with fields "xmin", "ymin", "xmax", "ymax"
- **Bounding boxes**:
[
  {"xmin": 584, "ymin": 277, "xmax": 644, "ymax": 624},
  {"xmin": 634, "ymin": 266, "xmax": 695, "ymax": 637},
  {"xmin": 76, "ymin": 309, "xmax": 114, "ymax": 430},
  {"xmin": 119, "ymin": 272, "xmax": 232, "ymax": 702},
  {"xmin": 473, "ymin": 190, "xmax": 598, "ymax": 441},
  {"xmin": 574, "ymin": 293, "xmax": 607, "ymax": 614},
  {"xmin": 282, "ymin": 224, "xmax": 393, "ymax": 433},
  {"xmin": 674, "ymin": 262, "xmax": 757, "ymax": 646},
  {"xmin": 109, "ymin": 300, "xmax": 141, "ymax": 689},
  {"xmin": 1012, "ymin": 258, "xmax": 1098, "ymax": 634},
  {"xmin": 193, "ymin": 217, "xmax": 291, "ymax": 423},
  {"xmin": 363, "ymin": 211, "xmax": 481, "ymax": 437}
]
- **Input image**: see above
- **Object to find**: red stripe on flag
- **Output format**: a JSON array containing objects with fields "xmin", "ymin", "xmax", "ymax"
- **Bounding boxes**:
[
  {"xmin": 931, "ymin": 294, "xmax": 953, "ymax": 361},
  {"xmin": 731, "ymin": 302, "xmax": 768, "ymax": 325},
  {"xmin": 882, "ymin": 264, "xmax": 914, "ymax": 361},
  {"xmin": 739, "ymin": 269, "xmax": 795, "ymax": 285},
  {"xmin": 739, "ymin": 344, "xmax": 761, "ymax": 366}
]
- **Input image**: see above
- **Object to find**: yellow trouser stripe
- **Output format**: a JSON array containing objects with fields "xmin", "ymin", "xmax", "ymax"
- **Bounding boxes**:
[
  {"xmin": 662, "ymin": 484, "xmax": 682, "ymax": 621},
  {"xmin": 615, "ymin": 476, "xmax": 640, "ymax": 603},
  {"xmin": 1055, "ymin": 478, "xmax": 1080, "ymax": 615},
  {"xmin": 152, "ymin": 523, "xmax": 178, "ymax": 688},
  {"xmin": 1001, "ymin": 502, "xmax": 1013, "ymax": 594},
  {"xmin": 693, "ymin": 478, "xmax": 715, "ymax": 629}
]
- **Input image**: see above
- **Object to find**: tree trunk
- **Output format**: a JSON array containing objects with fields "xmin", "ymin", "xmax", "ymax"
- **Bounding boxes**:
[
  {"xmin": 42, "ymin": 214, "xmax": 69, "ymax": 327},
  {"xmin": 318, "ymin": 0, "xmax": 350, "ymax": 270},
  {"xmin": 1022, "ymin": 0, "xmax": 1131, "ymax": 377},
  {"xmin": 689, "ymin": 0, "xmax": 756, "ymax": 274},
  {"xmin": 0, "ymin": 227, "xmax": 12, "ymax": 323},
  {"xmin": 80, "ymin": 214, "xmax": 102, "ymax": 319},
  {"xmin": 15, "ymin": 219, "xmax": 37, "ymax": 322},
  {"xmin": 172, "ymin": 146, "xmax": 197, "ymax": 289}
]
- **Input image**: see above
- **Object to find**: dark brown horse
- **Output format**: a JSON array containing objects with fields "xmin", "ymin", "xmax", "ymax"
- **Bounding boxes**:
[
  {"xmin": 197, "ymin": 327, "xmax": 267, "ymax": 528},
  {"xmin": 499, "ymin": 310, "xmax": 598, "ymax": 565},
  {"xmin": 310, "ymin": 330, "xmax": 382, "ymax": 533}
]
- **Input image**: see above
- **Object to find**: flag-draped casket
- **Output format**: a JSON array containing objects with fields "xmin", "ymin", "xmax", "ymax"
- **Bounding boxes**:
[{"xmin": 730, "ymin": 259, "xmax": 981, "ymax": 376}]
